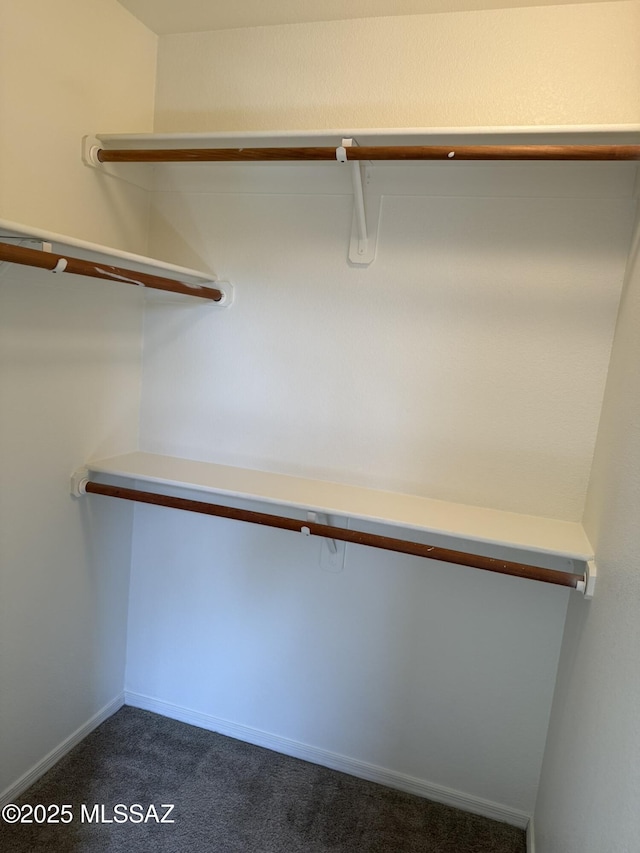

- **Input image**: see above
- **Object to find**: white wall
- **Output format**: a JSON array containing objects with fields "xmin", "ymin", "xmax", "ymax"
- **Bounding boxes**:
[
  {"xmin": 0, "ymin": 0, "xmax": 156, "ymax": 250},
  {"xmin": 532, "ymin": 211, "xmax": 640, "ymax": 850},
  {"xmin": 123, "ymin": 1, "xmax": 640, "ymax": 821},
  {"xmin": 142, "ymin": 169, "xmax": 634, "ymax": 518},
  {"xmin": 154, "ymin": 2, "xmax": 640, "ymax": 131},
  {"xmin": 0, "ymin": 267, "xmax": 144, "ymax": 798},
  {"xmin": 3, "ymin": 0, "xmax": 637, "ymax": 830},
  {"xmin": 0, "ymin": 0, "xmax": 156, "ymax": 799},
  {"xmin": 129, "ymin": 159, "xmax": 633, "ymax": 820}
]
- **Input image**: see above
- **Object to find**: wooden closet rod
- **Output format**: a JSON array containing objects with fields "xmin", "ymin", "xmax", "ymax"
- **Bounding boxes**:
[
  {"xmin": 0, "ymin": 242, "xmax": 223, "ymax": 302},
  {"xmin": 85, "ymin": 481, "xmax": 584, "ymax": 590},
  {"xmin": 96, "ymin": 144, "xmax": 640, "ymax": 163}
]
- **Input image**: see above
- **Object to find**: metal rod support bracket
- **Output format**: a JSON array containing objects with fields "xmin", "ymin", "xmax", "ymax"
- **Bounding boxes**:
[{"xmin": 307, "ymin": 511, "xmax": 339, "ymax": 553}]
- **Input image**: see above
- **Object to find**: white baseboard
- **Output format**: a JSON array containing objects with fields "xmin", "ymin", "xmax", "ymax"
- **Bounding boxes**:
[
  {"xmin": 0, "ymin": 693, "xmax": 125, "ymax": 807},
  {"xmin": 527, "ymin": 818, "xmax": 536, "ymax": 853},
  {"xmin": 125, "ymin": 691, "xmax": 530, "ymax": 830}
]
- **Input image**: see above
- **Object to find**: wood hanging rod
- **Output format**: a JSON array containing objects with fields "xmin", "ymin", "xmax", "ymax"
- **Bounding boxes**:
[
  {"xmin": 96, "ymin": 144, "xmax": 640, "ymax": 163},
  {"xmin": 0, "ymin": 242, "xmax": 223, "ymax": 302},
  {"xmin": 84, "ymin": 481, "xmax": 584, "ymax": 591}
]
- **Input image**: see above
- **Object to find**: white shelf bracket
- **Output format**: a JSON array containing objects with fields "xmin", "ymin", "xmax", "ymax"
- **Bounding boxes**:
[
  {"xmin": 337, "ymin": 138, "xmax": 380, "ymax": 267},
  {"xmin": 575, "ymin": 559, "xmax": 597, "ymax": 598}
]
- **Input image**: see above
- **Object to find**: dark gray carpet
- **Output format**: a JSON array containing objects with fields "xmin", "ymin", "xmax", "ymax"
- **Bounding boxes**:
[{"xmin": 0, "ymin": 707, "xmax": 526, "ymax": 852}]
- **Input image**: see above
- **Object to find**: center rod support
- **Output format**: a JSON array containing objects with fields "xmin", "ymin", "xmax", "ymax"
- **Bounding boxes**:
[{"xmin": 84, "ymin": 481, "xmax": 584, "ymax": 590}]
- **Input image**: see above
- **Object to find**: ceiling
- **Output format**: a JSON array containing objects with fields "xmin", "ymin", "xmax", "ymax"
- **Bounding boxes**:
[{"xmin": 116, "ymin": 0, "xmax": 621, "ymax": 34}]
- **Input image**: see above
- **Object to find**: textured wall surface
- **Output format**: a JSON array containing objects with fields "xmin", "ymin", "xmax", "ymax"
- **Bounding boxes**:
[
  {"xmin": 533, "ymin": 214, "xmax": 640, "ymax": 851},
  {"xmin": 0, "ymin": 0, "xmax": 156, "ymax": 250},
  {"xmin": 0, "ymin": 0, "xmax": 152, "ymax": 799},
  {"xmin": 154, "ymin": 2, "xmax": 640, "ymax": 131},
  {"xmin": 142, "ymin": 172, "xmax": 634, "ymax": 519},
  {"xmin": 121, "ymin": 2, "xmax": 640, "ymax": 819},
  {"xmin": 3, "ymin": 0, "xmax": 639, "ymax": 833},
  {"xmin": 126, "ymin": 159, "xmax": 633, "ymax": 816}
]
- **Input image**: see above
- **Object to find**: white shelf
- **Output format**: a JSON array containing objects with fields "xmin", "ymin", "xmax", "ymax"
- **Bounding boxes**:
[
  {"xmin": 0, "ymin": 217, "xmax": 230, "ymax": 304},
  {"xmin": 95, "ymin": 124, "xmax": 640, "ymax": 150},
  {"xmin": 85, "ymin": 451, "xmax": 595, "ymax": 565},
  {"xmin": 90, "ymin": 124, "xmax": 640, "ymax": 267}
]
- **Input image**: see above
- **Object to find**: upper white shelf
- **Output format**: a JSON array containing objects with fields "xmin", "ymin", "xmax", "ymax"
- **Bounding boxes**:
[
  {"xmin": 0, "ymin": 217, "xmax": 232, "ymax": 305},
  {"xmin": 88, "ymin": 125, "xmax": 640, "ymax": 266},
  {"xmin": 95, "ymin": 124, "xmax": 640, "ymax": 150},
  {"xmin": 85, "ymin": 451, "xmax": 595, "ymax": 565}
]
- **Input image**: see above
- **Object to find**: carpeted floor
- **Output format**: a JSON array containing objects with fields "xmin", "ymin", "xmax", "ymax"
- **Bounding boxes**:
[{"xmin": 0, "ymin": 707, "xmax": 526, "ymax": 852}]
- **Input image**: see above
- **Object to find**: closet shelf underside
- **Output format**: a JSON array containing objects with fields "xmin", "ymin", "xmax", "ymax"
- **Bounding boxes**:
[{"xmin": 83, "ymin": 451, "xmax": 594, "ymax": 565}]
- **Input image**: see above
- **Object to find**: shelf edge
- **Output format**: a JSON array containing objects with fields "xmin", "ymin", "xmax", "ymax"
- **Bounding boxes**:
[
  {"xmin": 0, "ymin": 217, "xmax": 217, "ymax": 285},
  {"xmin": 84, "ymin": 452, "xmax": 595, "ymax": 563}
]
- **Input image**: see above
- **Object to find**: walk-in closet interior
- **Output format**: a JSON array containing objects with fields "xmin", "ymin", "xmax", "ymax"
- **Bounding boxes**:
[{"xmin": 1, "ymin": 2, "xmax": 639, "ymax": 851}]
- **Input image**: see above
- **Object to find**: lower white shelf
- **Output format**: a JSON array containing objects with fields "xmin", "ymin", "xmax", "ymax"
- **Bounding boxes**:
[{"xmin": 74, "ymin": 451, "xmax": 596, "ymax": 596}]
